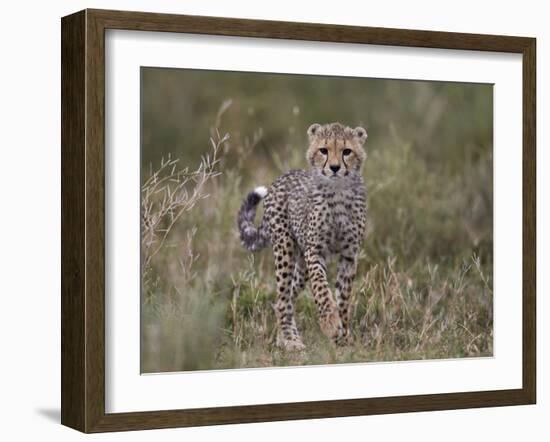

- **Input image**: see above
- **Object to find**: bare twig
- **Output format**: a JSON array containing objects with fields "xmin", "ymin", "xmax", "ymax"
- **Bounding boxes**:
[{"xmin": 141, "ymin": 103, "xmax": 231, "ymax": 274}]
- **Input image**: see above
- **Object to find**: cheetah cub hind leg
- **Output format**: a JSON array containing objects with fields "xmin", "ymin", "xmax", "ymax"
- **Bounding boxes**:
[{"xmin": 270, "ymin": 232, "xmax": 307, "ymax": 352}]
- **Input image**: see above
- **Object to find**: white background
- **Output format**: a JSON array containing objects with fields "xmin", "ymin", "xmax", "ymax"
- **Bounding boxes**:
[{"xmin": 0, "ymin": 0, "xmax": 547, "ymax": 440}]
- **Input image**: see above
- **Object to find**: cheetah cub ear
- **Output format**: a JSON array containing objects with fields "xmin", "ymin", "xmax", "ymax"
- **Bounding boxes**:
[
  {"xmin": 353, "ymin": 127, "xmax": 368, "ymax": 145},
  {"xmin": 307, "ymin": 123, "xmax": 322, "ymax": 141}
]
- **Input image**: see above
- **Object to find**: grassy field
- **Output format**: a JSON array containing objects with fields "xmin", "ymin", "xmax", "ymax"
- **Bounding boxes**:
[{"xmin": 140, "ymin": 68, "xmax": 493, "ymax": 373}]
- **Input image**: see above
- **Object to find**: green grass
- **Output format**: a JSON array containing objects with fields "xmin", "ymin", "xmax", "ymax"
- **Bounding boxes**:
[{"xmin": 140, "ymin": 69, "xmax": 493, "ymax": 373}]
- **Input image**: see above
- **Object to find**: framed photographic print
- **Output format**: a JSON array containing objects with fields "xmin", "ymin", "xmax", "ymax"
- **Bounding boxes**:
[{"xmin": 61, "ymin": 9, "xmax": 536, "ymax": 433}]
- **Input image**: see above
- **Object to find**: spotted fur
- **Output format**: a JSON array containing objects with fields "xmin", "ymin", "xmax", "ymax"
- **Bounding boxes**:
[{"xmin": 237, "ymin": 122, "xmax": 368, "ymax": 349}]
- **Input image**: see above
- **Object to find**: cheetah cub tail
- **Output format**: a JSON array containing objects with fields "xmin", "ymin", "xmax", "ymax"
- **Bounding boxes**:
[
  {"xmin": 253, "ymin": 186, "xmax": 268, "ymax": 198},
  {"xmin": 238, "ymin": 186, "xmax": 269, "ymax": 252}
]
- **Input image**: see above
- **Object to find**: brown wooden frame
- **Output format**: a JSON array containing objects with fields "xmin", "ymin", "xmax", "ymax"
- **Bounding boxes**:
[{"xmin": 61, "ymin": 8, "xmax": 536, "ymax": 433}]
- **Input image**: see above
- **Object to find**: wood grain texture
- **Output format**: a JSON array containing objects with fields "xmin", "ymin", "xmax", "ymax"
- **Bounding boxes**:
[
  {"xmin": 89, "ymin": 8, "xmax": 532, "ymax": 52},
  {"xmin": 60, "ymin": 8, "xmax": 537, "ymax": 433},
  {"xmin": 522, "ymin": 38, "xmax": 536, "ymax": 404},
  {"xmin": 84, "ymin": 9, "xmax": 107, "ymax": 432},
  {"xmin": 61, "ymin": 10, "xmax": 86, "ymax": 431}
]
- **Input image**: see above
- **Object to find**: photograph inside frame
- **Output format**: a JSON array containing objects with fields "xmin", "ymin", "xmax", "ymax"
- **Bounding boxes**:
[{"xmin": 140, "ymin": 67, "xmax": 493, "ymax": 374}]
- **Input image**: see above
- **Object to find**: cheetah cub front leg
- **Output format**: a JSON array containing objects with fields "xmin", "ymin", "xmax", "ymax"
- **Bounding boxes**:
[
  {"xmin": 305, "ymin": 250, "xmax": 344, "ymax": 344},
  {"xmin": 334, "ymin": 255, "xmax": 358, "ymax": 345}
]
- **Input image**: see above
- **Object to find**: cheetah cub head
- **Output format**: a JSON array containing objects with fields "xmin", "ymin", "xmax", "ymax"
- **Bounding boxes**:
[{"xmin": 306, "ymin": 122, "xmax": 367, "ymax": 180}]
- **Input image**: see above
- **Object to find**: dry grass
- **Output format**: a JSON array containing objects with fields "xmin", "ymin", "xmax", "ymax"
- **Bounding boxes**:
[{"xmin": 140, "ymin": 97, "xmax": 493, "ymax": 373}]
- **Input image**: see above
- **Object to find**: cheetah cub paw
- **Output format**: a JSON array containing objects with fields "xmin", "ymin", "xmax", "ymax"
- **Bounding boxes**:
[
  {"xmin": 320, "ymin": 308, "xmax": 344, "ymax": 343},
  {"xmin": 334, "ymin": 330, "xmax": 354, "ymax": 347},
  {"xmin": 276, "ymin": 336, "xmax": 306, "ymax": 352}
]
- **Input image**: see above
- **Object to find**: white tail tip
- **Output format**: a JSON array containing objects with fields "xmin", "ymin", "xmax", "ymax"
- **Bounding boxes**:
[{"xmin": 254, "ymin": 186, "xmax": 268, "ymax": 198}]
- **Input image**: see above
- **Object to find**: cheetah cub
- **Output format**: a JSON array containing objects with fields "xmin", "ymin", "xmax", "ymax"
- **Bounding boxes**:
[{"xmin": 238, "ymin": 122, "xmax": 367, "ymax": 350}]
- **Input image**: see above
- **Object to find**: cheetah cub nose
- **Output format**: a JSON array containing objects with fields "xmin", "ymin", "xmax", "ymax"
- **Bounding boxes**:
[{"xmin": 330, "ymin": 165, "xmax": 341, "ymax": 173}]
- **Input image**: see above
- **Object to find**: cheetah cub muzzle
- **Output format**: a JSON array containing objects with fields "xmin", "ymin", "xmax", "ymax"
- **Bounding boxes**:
[{"xmin": 238, "ymin": 122, "xmax": 367, "ymax": 350}]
